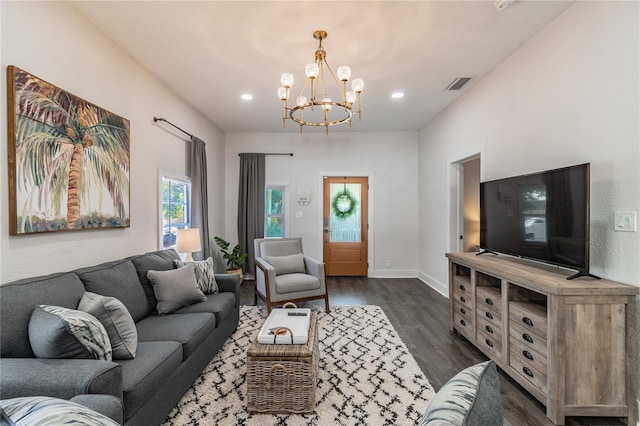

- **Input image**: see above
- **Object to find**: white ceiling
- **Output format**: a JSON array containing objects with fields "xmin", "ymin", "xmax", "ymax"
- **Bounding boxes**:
[{"xmin": 70, "ymin": 1, "xmax": 574, "ymax": 134}]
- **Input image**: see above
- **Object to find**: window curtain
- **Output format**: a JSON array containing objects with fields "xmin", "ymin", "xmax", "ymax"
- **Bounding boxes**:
[
  {"xmin": 190, "ymin": 136, "xmax": 210, "ymax": 260},
  {"xmin": 238, "ymin": 153, "xmax": 265, "ymax": 275}
]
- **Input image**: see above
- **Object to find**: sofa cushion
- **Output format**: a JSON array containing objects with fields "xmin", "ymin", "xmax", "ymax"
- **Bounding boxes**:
[
  {"xmin": 128, "ymin": 249, "xmax": 181, "ymax": 312},
  {"xmin": 174, "ymin": 257, "xmax": 218, "ymax": 294},
  {"xmin": 0, "ymin": 272, "xmax": 86, "ymax": 358},
  {"xmin": 75, "ymin": 259, "xmax": 150, "ymax": 322},
  {"xmin": 265, "ymin": 253, "xmax": 306, "ymax": 276},
  {"xmin": 275, "ymin": 273, "xmax": 320, "ymax": 294},
  {"xmin": 135, "ymin": 313, "xmax": 216, "ymax": 361},
  {"xmin": 79, "ymin": 292, "xmax": 138, "ymax": 359},
  {"xmin": 0, "ymin": 396, "xmax": 120, "ymax": 426},
  {"xmin": 117, "ymin": 341, "xmax": 182, "ymax": 421},
  {"xmin": 174, "ymin": 292, "xmax": 236, "ymax": 327},
  {"xmin": 29, "ymin": 305, "xmax": 112, "ymax": 361},
  {"xmin": 147, "ymin": 264, "xmax": 207, "ymax": 315},
  {"xmin": 419, "ymin": 360, "xmax": 503, "ymax": 426}
]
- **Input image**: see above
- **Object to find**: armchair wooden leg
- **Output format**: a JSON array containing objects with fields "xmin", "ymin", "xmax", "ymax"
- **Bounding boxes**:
[{"xmin": 324, "ymin": 294, "xmax": 330, "ymax": 313}]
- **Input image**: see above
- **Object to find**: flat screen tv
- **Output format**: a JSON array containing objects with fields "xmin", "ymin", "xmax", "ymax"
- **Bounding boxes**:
[{"xmin": 479, "ymin": 163, "xmax": 596, "ymax": 280}]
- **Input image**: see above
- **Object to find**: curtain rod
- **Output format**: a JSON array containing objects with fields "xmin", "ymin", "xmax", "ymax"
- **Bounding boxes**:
[
  {"xmin": 238, "ymin": 153, "xmax": 294, "ymax": 156},
  {"xmin": 153, "ymin": 116, "xmax": 193, "ymax": 139}
]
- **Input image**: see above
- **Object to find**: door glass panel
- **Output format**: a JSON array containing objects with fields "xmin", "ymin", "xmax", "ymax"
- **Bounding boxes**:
[{"xmin": 329, "ymin": 183, "xmax": 361, "ymax": 242}]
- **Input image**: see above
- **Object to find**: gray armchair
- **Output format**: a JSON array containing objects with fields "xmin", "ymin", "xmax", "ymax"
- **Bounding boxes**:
[{"xmin": 254, "ymin": 238, "xmax": 329, "ymax": 314}]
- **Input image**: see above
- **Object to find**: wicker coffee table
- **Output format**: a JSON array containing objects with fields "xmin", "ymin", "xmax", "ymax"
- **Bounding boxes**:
[{"xmin": 246, "ymin": 312, "xmax": 318, "ymax": 414}]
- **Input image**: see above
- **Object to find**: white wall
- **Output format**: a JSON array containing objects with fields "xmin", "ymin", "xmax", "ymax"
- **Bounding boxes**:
[
  {"xmin": 0, "ymin": 1, "xmax": 225, "ymax": 283},
  {"xmin": 225, "ymin": 131, "xmax": 419, "ymax": 277},
  {"xmin": 418, "ymin": 1, "xmax": 639, "ymax": 291}
]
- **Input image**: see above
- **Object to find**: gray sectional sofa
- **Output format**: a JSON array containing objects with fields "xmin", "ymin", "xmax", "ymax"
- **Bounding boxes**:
[{"xmin": 0, "ymin": 249, "xmax": 240, "ymax": 426}]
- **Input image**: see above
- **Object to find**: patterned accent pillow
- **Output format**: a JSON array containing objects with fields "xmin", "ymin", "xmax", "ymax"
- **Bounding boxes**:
[
  {"xmin": 174, "ymin": 257, "xmax": 218, "ymax": 293},
  {"xmin": 419, "ymin": 360, "xmax": 503, "ymax": 425},
  {"xmin": 28, "ymin": 305, "xmax": 112, "ymax": 361},
  {"xmin": 264, "ymin": 253, "xmax": 306, "ymax": 276},
  {"xmin": 0, "ymin": 396, "xmax": 120, "ymax": 426},
  {"xmin": 78, "ymin": 292, "xmax": 138, "ymax": 359}
]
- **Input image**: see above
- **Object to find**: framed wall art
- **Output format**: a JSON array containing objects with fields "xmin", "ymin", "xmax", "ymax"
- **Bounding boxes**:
[{"xmin": 6, "ymin": 65, "xmax": 130, "ymax": 235}]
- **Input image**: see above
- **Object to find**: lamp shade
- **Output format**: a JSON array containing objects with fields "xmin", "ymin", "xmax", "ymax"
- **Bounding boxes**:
[{"xmin": 176, "ymin": 228, "xmax": 201, "ymax": 261}]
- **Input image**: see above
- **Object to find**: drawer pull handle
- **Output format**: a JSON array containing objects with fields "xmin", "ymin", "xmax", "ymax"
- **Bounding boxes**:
[
  {"xmin": 523, "ymin": 350, "xmax": 534, "ymax": 361},
  {"xmin": 460, "ymin": 307, "xmax": 466, "ymax": 315},
  {"xmin": 460, "ymin": 296, "xmax": 466, "ymax": 303},
  {"xmin": 485, "ymin": 325, "xmax": 493, "ymax": 334},
  {"xmin": 523, "ymin": 367, "xmax": 534, "ymax": 378},
  {"xmin": 485, "ymin": 298, "xmax": 494, "ymax": 306},
  {"xmin": 459, "ymin": 284, "xmax": 466, "ymax": 291},
  {"xmin": 523, "ymin": 333, "xmax": 533, "ymax": 343},
  {"xmin": 522, "ymin": 317, "xmax": 534, "ymax": 327},
  {"xmin": 485, "ymin": 339, "xmax": 494, "ymax": 348},
  {"xmin": 486, "ymin": 312, "xmax": 494, "ymax": 320},
  {"xmin": 460, "ymin": 319, "xmax": 466, "ymax": 326}
]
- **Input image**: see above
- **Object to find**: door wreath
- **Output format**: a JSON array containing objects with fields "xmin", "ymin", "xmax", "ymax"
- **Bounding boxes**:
[{"xmin": 331, "ymin": 185, "xmax": 358, "ymax": 219}]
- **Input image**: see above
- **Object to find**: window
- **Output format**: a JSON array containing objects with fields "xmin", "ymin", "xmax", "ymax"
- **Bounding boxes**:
[
  {"xmin": 265, "ymin": 185, "xmax": 285, "ymax": 238},
  {"xmin": 161, "ymin": 175, "xmax": 191, "ymax": 249}
]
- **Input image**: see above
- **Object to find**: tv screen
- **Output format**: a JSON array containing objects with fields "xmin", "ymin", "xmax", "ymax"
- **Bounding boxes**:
[{"xmin": 479, "ymin": 163, "xmax": 590, "ymax": 278}]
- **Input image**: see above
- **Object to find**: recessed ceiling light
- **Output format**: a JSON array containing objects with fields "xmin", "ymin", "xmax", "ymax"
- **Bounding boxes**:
[
  {"xmin": 241, "ymin": 94, "xmax": 253, "ymax": 100},
  {"xmin": 391, "ymin": 92, "xmax": 404, "ymax": 99}
]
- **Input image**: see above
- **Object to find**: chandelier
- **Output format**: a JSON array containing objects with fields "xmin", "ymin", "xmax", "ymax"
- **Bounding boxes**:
[{"xmin": 278, "ymin": 30, "xmax": 364, "ymax": 134}]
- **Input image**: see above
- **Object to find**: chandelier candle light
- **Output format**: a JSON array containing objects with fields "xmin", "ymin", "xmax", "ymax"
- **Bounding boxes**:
[{"xmin": 278, "ymin": 30, "xmax": 364, "ymax": 134}]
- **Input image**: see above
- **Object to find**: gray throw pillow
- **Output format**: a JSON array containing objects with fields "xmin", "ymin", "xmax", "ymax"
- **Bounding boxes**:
[
  {"xmin": 0, "ymin": 396, "xmax": 120, "ymax": 426},
  {"xmin": 264, "ymin": 253, "xmax": 306, "ymax": 276},
  {"xmin": 28, "ymin": 305, "xmax": 112, "ymax": 361},
  {"xmin": 78, "ymin": 292, "xmax": 137, "ymax": 359},
  {"xmin": 173, "ymin": 257, "xmax": 218, "ymax": 294},
  {"xmin": 419, "ymin": 360, "xmax": 503, "ymax": 425},
  {"xmin": 147, "ymin": 264, "xmax": 207, "ymax": 315}
]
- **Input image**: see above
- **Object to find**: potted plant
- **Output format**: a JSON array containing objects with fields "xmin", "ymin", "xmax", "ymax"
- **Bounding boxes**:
[{"xmin": 214, "ymin": 236, "xmax": 248, "ymax": 279}]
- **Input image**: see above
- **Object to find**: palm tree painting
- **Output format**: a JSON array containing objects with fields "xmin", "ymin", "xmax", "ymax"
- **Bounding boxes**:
[{"xmin": 7, "ymin": 66, "xmax": 130, "ymax": 235}]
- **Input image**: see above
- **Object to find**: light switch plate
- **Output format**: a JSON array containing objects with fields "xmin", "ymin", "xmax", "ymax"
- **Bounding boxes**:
[{"xmin": 614, "ymin": 211, "xmax": 637, "ymax": 232}]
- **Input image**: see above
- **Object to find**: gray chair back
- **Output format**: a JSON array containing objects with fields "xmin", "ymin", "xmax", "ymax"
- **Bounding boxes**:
[{"xmin": 254, "ymin": 238, "xmax": 303, "ymax": 258}]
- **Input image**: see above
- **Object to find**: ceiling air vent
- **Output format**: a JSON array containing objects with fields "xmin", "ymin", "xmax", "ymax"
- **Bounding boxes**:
[{"xmin": 445, "ymin": 77, "xmax": 473, "ymax": 91}]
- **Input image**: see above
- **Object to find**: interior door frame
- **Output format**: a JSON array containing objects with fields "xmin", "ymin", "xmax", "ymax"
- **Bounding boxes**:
[
  {"xmin": 318, "ymin": 171, "xmax": 373, "ymax": 277},
  {"xmin": 449, "ymin": 151, "xmax": 483, "ymax": 255}
]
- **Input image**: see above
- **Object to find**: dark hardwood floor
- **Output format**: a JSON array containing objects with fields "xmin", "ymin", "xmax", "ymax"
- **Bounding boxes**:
[{"xmin": 240, "ymin": 277, "xmax": 626, "ymax": 426}]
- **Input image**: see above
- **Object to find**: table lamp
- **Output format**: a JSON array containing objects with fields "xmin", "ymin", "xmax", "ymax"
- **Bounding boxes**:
[{"xmin": 176, "ymin": 228, "xmax": 201, "ymax": 261}]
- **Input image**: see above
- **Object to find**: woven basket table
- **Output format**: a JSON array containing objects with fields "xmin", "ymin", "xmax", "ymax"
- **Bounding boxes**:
[{"xmin": 246, "ymin": 312, "xmax": 318, "ymax": 414}]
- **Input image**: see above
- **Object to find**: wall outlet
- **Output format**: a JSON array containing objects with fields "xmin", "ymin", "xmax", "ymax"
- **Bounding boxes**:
[{"xmin": 385, "ymin": 259, "xmax": 392, "ymax": 268}]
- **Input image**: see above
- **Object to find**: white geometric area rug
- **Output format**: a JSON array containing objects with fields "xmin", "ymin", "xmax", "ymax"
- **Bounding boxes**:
[{"xmin": 163, "ymin": 305, "xmax": 436, "ymax": 426}]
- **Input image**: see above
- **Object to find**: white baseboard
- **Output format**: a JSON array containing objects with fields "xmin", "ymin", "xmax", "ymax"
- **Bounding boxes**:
[
  {"xmin": 417, "ymin": 271, "xmax": 449, "ymax": 298},
  {"xmin": 370, "ymin": 269, "xmax": 417, "ymax": 278}
]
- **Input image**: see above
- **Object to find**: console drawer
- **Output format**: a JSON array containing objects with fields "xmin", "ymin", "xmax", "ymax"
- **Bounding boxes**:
[
  {"xmin": 477, "ymin": 315, "xmax": 502, "ymax": 345},
  {"xmin": 477, "ymin": 303, "xmax": 502, "ymax": 327},
  {"xmin": 510, "ymin": 336, "xmax": 547, "ymax": 373},
  {"xmin": 510, "ymin": 349, "xmax": 547, "ymax": 394},
  {"xmin": 510, "ymin": 320, "xmax": 548, "ymax": 356},
  {"xmin": 454, "ymin": 300, "xmax": 473, "ymax": 322},
  {"xmin": 476, "ymin": 286, "xmax": 502, "ymax": 314},
  {"xmin": 477, "ymin": 328, "xmax": 502, "ymax": 358},
  {"xmin": 453, "ymin": 312, "xmax": 473, "ymax": 337},
  {"xmin": 509, "ymin": 301, "xmax": 547, "ymax": 338}
]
